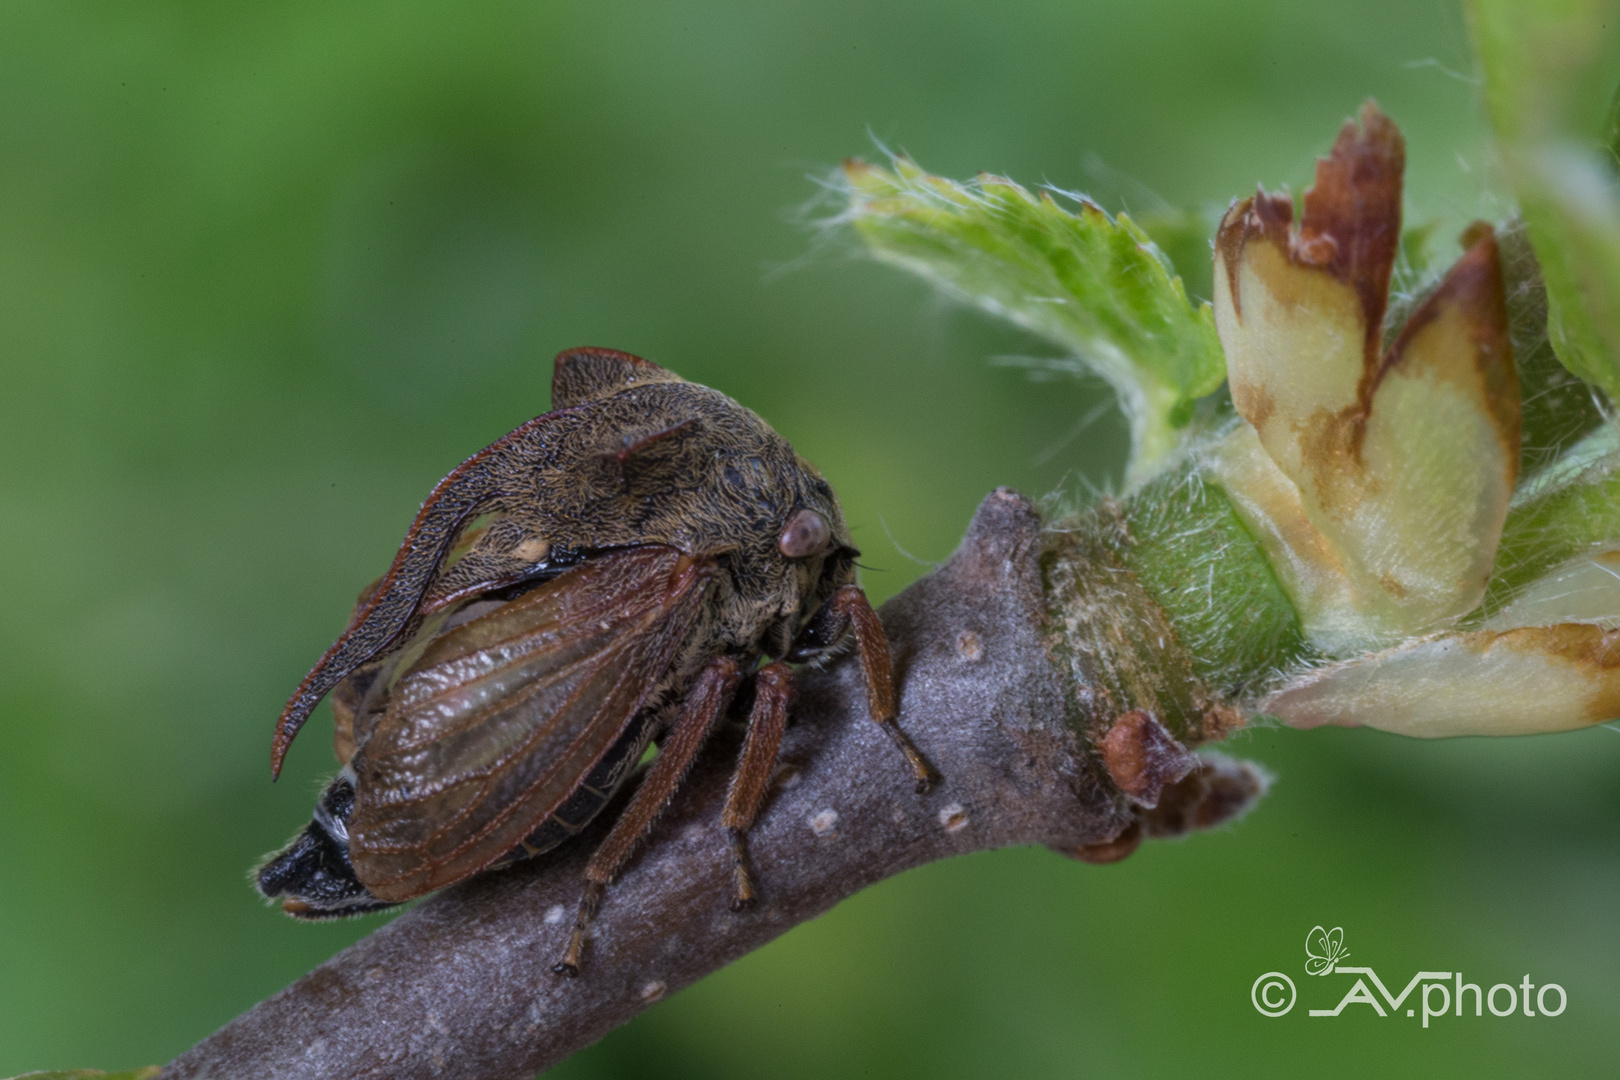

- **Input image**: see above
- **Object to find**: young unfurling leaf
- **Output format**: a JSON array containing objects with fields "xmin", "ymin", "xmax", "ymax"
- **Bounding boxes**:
[
  {"xmin": 840, "ymin": 157, "xmax": 1225, "ymax": 485},
  {"xmin": 842, "ymin": 99, "xmax": 1620, "ymax": 742},
  {"xmin": 1216, "ymin": 102, "xmax": 1620, "ymax": 740}
]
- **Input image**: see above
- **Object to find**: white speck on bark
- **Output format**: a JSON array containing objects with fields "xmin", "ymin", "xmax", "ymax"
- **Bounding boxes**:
[
  {"xmin": 938, "ymin": 803, "xmax": 969, "ymax": 832},
  {"xmin": 957, "ymin": 630, "xmax": 984, "ymax": 662},
  {"xmin": 808, "ymin": 808, "xmax": 839, "ymax": 836}
]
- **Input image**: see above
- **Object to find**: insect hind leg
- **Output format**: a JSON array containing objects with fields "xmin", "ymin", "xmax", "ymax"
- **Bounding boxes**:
[
  {"xmin": 255, "ymin": 769, "xmax": 397, "ymax": 920},
  {"xmin": 553, "ymin": 654, "xmax": 743, "ymax": 977}
]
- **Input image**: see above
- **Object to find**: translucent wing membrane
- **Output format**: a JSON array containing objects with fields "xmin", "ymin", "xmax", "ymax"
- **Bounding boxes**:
[{"xmin": 348, "ymin": 545, "xmax": 713, "ymax": 902}]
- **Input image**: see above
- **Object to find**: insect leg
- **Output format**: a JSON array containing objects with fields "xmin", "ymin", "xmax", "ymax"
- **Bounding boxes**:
[
  {"xmin": 719, "ymin": 661, "xmax": 792, "ymax": 910},
  {"xmin": 553, "ymin": 653, "xmax": 743, "ymax": 977},
  {"xmin": 790, "ymin": 585, "xmax": 940, "ymax": 793}
]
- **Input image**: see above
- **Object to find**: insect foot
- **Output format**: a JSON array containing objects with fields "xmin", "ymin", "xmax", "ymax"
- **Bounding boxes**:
[
  {"xmin": 794, "ymin": 583, "xmax": 943, "ymax": 793},
  {"xmin": 720, "ymin": 661, "xmax": 794, "ymax": 912}
]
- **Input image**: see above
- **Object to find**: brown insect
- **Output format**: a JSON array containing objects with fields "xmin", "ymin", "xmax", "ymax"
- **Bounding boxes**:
[{"xmin": 255, "ymin": 348, "xmax": 938, "ymax": 974}]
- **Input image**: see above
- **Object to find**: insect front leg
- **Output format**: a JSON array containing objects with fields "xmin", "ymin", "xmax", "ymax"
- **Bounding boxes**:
[
  {"xmin": 719, "ymin": 661, "xmax": 792, "ymax": 910},
  {"xmin": 788, "ymin": 585, "xmax": 940, "ymax": 793},
  {"xmin": 554, "ymin": 653, "xmax": 743, "ymax": 977}
]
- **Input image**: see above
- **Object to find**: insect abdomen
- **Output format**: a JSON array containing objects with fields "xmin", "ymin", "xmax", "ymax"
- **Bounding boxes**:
[
  {"xmin": 493, "ymin": 711, "xmax": 656, "ymax": 865},
  {"xmin": 255, "ymin": 768, "xmax": 394, "ymax": 920},
  {"xmin": 260, "ymin": 712, "xmax": 656, "ymax": 917}
]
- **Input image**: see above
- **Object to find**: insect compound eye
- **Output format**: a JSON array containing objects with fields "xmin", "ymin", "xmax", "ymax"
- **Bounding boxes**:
[{"xmin": 777, "ymin": 508, "xmax": 831, "ymax": 560}]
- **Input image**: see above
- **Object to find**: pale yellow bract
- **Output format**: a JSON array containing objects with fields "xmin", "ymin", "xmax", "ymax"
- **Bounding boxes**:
[{"xmin": 1210, "ymin": 103, "xmax": 1620, "ymax": 737}]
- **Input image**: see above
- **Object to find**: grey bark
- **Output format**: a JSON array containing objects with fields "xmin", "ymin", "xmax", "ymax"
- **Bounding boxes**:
[{"xmin": 160, "ymin": 488, "xmax": 1260, "ymax": 1080}]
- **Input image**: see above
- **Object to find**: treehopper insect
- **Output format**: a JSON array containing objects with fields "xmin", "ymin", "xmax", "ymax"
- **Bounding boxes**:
[{"xmin": 255, "ymin": 348, "xmax": 938, "ymax": 974}]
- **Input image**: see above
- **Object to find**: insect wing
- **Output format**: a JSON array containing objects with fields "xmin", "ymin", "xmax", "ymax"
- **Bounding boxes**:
[
  {"xmin": 270, "ymin": 414, "xmax": 564, "ymax": 777},
  {"xmin": 347, "ymin": 545, "xmax": 713, "ymax": 901}
]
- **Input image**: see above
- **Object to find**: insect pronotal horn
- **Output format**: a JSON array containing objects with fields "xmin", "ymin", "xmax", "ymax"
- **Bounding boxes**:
[
  {"xmin": 269, "ymin": 416, "xmax": 548, "ymax": 777},
  {"xmin": 551, "ymin": 347, "xmax": 682, "ymax": 410}
]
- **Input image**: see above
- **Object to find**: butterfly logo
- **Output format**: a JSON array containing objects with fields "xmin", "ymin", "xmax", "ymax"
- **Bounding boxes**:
[{"xmin": 1305, "ymin": 926, "xmax": 1348, "ymax": 976}]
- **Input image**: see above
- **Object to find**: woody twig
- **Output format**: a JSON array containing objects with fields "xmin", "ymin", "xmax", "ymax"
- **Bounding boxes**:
[{"xmin": 159, "ymin": 490, "xmax": 1264, "ymax": 1080}]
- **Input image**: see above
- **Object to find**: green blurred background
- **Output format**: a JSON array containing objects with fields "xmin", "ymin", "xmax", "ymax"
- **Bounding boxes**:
[{"xmin": 2, "ymin": 1, "xmax": 1617, "ymax": 1076}]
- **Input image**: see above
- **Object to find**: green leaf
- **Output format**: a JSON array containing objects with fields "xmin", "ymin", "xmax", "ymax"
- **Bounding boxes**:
[
  {"xmin": 1497, "ymin": 220, "xmax": 1611, "ymax": 476},
  {"xmin": 1133, "ymin": 206, "xmax": 1216, "ymax": 304},
  {"xmin": 1466, "ymin": 0, "xmax": 1620, "ymax": 403},
  {"xmin": 1516, "ymin": 148, "xmax": 1620, "ymax": 403},
  {"xmin": 840, "ymin": 157, "xmax": 1225, "ymax": 485},
  {"xmin": 3, "ymin": 1070, "xmax": 159, "ymax": 1080},
  {"xmin": 1477, "ymin": 422, "xmax": 1620, "ymax": 622}
]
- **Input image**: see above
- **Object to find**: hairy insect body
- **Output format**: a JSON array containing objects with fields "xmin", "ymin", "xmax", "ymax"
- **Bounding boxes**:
[{"xmin": 257, "ymin": 350, "xmax": 936, "ymax": 972}]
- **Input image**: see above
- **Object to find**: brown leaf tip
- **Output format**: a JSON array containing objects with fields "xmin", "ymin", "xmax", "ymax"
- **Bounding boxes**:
[
  {"xmin": 1299, "ymin": 101, "xmax": 1405, "ymax": 336},
  {"xmin": 1383, "ymin": 221, "xmax": 1520, "ymax": 470},
  {"xmin": 1216, "ymin": 100, "xmax": 1405, "ymax": 350},
  {"xmin": 1216, "ymin": 191, "xmax": 1293, "ymax": 321},
  {"xmin": 1099, "ymin": 710, "xmax": 1197, "ymax": 809}
]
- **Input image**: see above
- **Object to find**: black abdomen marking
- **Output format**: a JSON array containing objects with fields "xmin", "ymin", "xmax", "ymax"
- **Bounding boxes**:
[
  {"xmin": 258, "ymin": 712, "xmax": 656, "ymax": 919},
  {"xmin": 255, "ymin": 769, "xmax": 393, "ymax": 919},
  {"xmin": 493, "ymin": 710, "xmax": 656, "ymax": 866}
]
